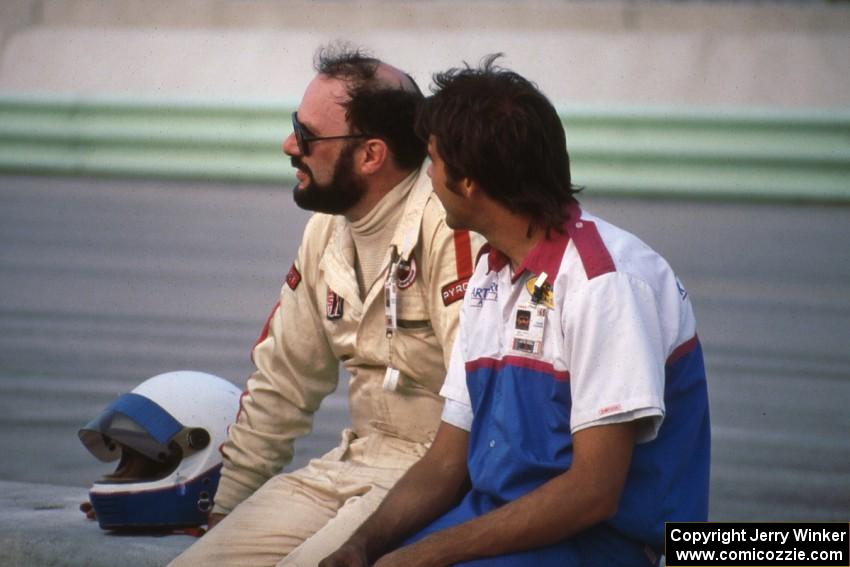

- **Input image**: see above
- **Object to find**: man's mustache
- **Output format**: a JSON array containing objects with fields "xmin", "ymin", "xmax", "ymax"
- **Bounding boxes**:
[{"xmin": 291, "ymin": 157, "xmax": 312, "ymax": 177}]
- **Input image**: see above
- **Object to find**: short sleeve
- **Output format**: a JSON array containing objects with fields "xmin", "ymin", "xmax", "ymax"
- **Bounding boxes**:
[
  {"xmin": 566, "ymin": 272, "xmax": 666, "ymax": 441},
  {"xmin": 441, "ymin": 398, "xmax": 474, "ymax": 431},
  {"xmin": 439, "ymin": 331, "xmax": 471, "ymax": 406}
]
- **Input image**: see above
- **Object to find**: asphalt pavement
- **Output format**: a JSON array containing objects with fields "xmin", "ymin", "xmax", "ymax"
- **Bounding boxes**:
[{"xmin": 1, "ymin": 174, "xmax": 848, "ymax": 523}]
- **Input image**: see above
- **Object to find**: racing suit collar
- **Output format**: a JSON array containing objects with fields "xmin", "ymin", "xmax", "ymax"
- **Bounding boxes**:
[{"xmin": 388, "ymin": 162, "xmax": 432, "ymax": 262}]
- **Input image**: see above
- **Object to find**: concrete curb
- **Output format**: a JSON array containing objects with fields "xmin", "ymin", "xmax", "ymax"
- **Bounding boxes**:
[
  {"xmin": 1, "ymin": 95, "xmax": 849, "ymax": 202},
  {"xmin": 0, "ymin": 480, "xmax": 194, "ymax": 567}
]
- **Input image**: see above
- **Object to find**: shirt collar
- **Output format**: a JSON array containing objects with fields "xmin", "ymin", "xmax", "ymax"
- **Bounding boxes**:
[{"xmin": 487, "ymin": 200, "xmax": 581, "ymax": 283}]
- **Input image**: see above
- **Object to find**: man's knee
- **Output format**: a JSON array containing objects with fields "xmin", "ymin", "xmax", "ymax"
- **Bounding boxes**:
[
  {"xmin": 170, "ymin": 473, "xmax": 337, "ymax": 567},
  {"xmin": 278, "ymin": 488, "xmax": 387, "ymax": 567}
]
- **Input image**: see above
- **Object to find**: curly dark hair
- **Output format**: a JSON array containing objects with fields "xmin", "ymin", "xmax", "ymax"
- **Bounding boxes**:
[
  {"xmin": 416, "ymin": 54, "xmax": 580, "ymax": 232},
  {"xmin": 314, "ymin": 43, "xmax": 426, "ymax": 170}
]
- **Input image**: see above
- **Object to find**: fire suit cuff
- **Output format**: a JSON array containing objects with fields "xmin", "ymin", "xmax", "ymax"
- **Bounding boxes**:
[{"xmin": 212, "ymin": 471, "xmax": 266, "ymax": 515}]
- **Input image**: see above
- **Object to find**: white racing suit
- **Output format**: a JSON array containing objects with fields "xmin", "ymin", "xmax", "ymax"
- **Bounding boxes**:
[{"xmin": 170, "ymin": 165, "xmax": 481, "ymax": 567}]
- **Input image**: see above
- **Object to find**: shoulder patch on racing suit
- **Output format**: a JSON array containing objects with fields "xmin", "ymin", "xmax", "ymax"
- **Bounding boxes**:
[
  {"xmin": 440, "ymin": 230, "xmax": 476, "ymax": 306},
  {"xmin": 285, "ymin": 263, "xmax": 302, "ymax": 290}
]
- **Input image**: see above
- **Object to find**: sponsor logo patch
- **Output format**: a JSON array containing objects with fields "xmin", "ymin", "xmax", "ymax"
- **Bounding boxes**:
[
  {"xmin": 676, "ymin": 277, "xmax": 688, "ymax": 300},
  {"xmin": 326, "ymin": 289, "xmax": 344, "ymax": 320},
  {"xmin": 599, "ymin": 404, "xmax": 623, "ymax": 416},
  {"xmin": 286, "ymin": 263, "xmax": 301, "ymax": 291},
  {"xmin": 396, "ymin": 256, "xmax": 417, "ymax": 290},
  {"xmin": 441, "ymin": 277, "xmax": 470, "ymax": 306},
  {"xmin": 525, "ymin": 275, "xmax": 554, "ymax": 308},
  {"xmin": 469, "ymin": 282, "xmax": 498, "ymax": 307}
]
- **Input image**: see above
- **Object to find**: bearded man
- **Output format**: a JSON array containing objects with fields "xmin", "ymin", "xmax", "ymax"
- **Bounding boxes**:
[{"xmin": 170, "ymin": 45, "xmax": 481, "ymax": 567}]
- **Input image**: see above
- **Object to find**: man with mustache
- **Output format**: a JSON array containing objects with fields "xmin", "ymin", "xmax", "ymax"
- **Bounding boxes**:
[
  {"xmin": 170, "ymin": 44, "xmax": 481, "ymax": 567},
  {"xmin": 321, "ymin": 57, "xmax": 710, "ymax": 567}
]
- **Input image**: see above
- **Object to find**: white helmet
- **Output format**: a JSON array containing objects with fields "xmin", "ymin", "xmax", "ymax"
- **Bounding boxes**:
[{"xmin": 78, "ymin": 371, "xmax": 241, "ymax": 530}]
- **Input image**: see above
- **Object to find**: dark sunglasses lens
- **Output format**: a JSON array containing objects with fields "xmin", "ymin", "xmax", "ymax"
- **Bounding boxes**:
[{"xmin": 292, "ymin": 114, "xmax": 309, "ymax": 156}]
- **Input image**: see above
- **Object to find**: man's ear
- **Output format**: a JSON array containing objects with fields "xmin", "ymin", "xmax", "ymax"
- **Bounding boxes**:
[
  {"xmin": 358, "ymin": 139, "xmax": 389, "ymax": 175},
  {"xmin": 461, "ymin": 177, "xmax": 481, "ymax": 200}
]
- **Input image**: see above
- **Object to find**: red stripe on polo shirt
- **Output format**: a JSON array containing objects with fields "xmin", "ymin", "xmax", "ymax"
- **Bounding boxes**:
[
  {"xmin": 465, "ymin": 356, "xmax": 570, "ymax": 382},
  {"xmin": 667, "ymin": 334, "xmax": 699, "ymax": 365}
]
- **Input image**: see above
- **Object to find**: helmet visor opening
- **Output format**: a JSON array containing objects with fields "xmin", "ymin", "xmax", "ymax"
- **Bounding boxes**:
[{"xmin": 98, "ymin": 443, "xmax": 183, "ymax": 484}]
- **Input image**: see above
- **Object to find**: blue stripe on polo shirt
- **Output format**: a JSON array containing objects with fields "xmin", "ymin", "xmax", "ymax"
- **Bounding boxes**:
[{"xmin": 465, "ymin": 357, "xmax": 573, "ymax": 503}]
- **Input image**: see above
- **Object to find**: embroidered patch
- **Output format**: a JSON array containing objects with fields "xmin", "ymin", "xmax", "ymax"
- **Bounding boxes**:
[
  {"xmin": 676, "ymin": 277, "xmax": 688, "ymax": 300},
  {"xmin": 441, "ymin": 276, "xmax": 470, "ymax": 306},
  {"xmin": 285, "ymin": 263, "xmax": 301, "ymax": 291},
  {"xmin": 326, "ymin": 289, "xmax": 344, "ymax": 320},
  {"xmin": 396, "ymin": 256, "xmax": 417, "ymax": 290},
  {"xmin": 525, "ymin": 275, "xmax": 555, "ymax": 309},
  {"xmin": 599, "ymin": 404, "xmax": 623, "ymax": 416},
  {"xmin": 469, "ymin": 282, "xmax": 498, "ymax": 307}
]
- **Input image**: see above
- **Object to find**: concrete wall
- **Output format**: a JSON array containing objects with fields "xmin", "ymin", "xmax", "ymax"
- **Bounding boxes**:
[{"xmin": 0, "ymin": 0, "xmax": 849, "ymax": 108}]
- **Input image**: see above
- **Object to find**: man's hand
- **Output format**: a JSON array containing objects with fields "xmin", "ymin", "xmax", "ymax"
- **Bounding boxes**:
[
  {"xmin": 79, "ymin": 500, "xmax": 97, "ymax": 521},
  {"xmin": 207, "ymin": 512, "xmax": 226, "ymax": 531},
  {"xmin": 320, "ymin": 423, "xmax": 470, "ymax": 567},
  {"xmin": 318, "ymin": 541, "xmax": 370, "ymax": 567}
]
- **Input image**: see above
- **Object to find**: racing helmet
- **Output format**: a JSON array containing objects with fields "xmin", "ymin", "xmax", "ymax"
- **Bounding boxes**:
[{"xmin": 78, "ymin": 371, "xmax": 241, "ymax": 530}]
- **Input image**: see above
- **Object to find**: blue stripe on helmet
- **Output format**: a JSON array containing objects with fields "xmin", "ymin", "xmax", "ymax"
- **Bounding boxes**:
[{"xmin": 105, "ymin": 393, "xmax": 183, "ymax": 445}]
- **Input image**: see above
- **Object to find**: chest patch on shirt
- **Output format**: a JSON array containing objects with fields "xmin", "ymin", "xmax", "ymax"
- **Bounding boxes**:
[
  {"xmin": 469, "ymin": 282, "xmax": 498, "ymax": 307},
  {"xmin": 396, "ymin": 256, "xmax": 417, "ymax": 290},
  {"xmin": 442, "ymin": 277, "xmax": 470, "ymax": 306},
  {"xmin": 326, "ymin": 289, "xmax": 344, "ymax": 320},
  {"xmin": 286, "ymin": 263, "xmax": 302, "ymax": 291},
  {"xmin": 525, "ymin": 276, "xmax": 555, "ymax": 308}
]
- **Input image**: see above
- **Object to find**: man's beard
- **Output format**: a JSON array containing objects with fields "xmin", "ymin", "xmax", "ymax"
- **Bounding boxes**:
[{"xmin": 291, "ymin": 143, "xmax": 367, "ymax": 214}]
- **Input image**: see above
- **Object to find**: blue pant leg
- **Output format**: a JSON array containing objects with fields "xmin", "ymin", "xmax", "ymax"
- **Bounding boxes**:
[
  {"xmin": 452, "ymin": 541, "xmax": 581, "ymax": 566},
  {"xmin": 402, "ymin": 493, "xmax": 581, "ymax": 567},
  {"xmin": 401, "ymin": 493, "xmax": 479, "ymax": 546},
  {"xmin": 403, "ymin": 493, "xmax": 655, "ymax": 567},
  {"xmin": 451, "ymin": 526, "xmax": 656, "ymax": 567},
  {"xmin": 575, "ymin": 524, "xmax": 660, "ymax": 567}
]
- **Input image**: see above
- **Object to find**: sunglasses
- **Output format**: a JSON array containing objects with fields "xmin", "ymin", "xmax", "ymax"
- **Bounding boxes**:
[{"xmin": 291, "ymin": 112, "xmax": 372, "ymax": 156}]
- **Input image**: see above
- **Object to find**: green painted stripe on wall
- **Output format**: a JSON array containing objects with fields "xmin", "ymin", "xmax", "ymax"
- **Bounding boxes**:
[{"xmin": 1, "ymin": 95, "xmax": 848, "ymax": 201}]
